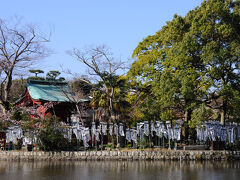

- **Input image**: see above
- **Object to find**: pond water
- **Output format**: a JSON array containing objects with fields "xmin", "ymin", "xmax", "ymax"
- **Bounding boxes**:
[{"xmin": 0, "ymin": 160, "xmax": 239, "ymax": 180}]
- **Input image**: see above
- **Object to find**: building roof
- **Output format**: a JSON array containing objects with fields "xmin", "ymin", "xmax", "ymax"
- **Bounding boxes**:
[{"xmin": 27, "ymin": 79, "xmax": 89, "ymax": 103}]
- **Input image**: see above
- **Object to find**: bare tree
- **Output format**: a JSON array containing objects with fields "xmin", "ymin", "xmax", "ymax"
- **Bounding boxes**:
[
  {"xmin": 0, "ymin": 18, "xmax": 51, "ymax": 114},
  {"xmin": 68, "ymin": 45, "xmax": 125, "ymax": 122}
]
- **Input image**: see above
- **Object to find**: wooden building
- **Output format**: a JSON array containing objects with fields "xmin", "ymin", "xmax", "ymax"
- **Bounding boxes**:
[{"xmin": 16, "ymin": 79, "xmax": 89, "ymax": 122}]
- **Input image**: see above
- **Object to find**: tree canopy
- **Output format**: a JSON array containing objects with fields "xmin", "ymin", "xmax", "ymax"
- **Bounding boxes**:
[
  {"xmin": 128, "ymin": 0, "xmax": 240, "ymax": 126},
  {"xmin": 29, "ymin": 69, "xmax": 44, "ymax": 77},
  {"xmin": 46, "ymin": 70, "xmax": 61, "ymax": 81}
]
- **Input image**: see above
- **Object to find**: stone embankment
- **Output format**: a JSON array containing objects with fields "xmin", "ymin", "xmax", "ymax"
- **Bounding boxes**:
[{"xmin": 0, "ymin": 150, "xmax": 240, "ymax": 161}]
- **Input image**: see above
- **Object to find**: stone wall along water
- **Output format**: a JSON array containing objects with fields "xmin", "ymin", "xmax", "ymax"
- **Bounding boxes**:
[{"xmin": 0, "ymin": 150, "xmax": 240, "ymax": 161}]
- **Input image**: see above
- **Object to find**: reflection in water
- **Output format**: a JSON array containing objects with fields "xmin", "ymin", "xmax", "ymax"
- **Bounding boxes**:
[{"xmin": 0, "ymin": 160, "xmax": 240, "ymax": 180}]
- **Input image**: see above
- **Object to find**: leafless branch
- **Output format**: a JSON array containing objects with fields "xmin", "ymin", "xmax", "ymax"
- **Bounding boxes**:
[
  {"xmin": 0, "ymin": 17, "xmax": 51, "ymax": 114},
  {"xmin": 67, "ymin": 45, "xmax": 126, "ymax": 122}
]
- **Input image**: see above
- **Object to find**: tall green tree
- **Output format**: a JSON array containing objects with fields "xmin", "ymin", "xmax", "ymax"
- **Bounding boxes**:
[
  {"xmin": 189, "ymin": 0, "xmax": 240, "ymax": 125},
  {"xmin": 129, "ymin": 0, "xmax": 240, "ymax": 128},
  {"xmin": 129, "ymin": 14, "xmax": 207, "ymax": 126}
]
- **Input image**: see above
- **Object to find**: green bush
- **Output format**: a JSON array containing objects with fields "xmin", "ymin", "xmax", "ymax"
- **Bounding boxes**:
[
  {"xmin": 39, "ymin": 128, "xmax": 69, "ymax": 151},
  {"xmin": 37, "ymin": 116, "xmax": 69, "ymax": 151}
]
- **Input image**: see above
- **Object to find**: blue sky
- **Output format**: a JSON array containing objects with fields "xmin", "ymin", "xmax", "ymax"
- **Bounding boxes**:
[{"xmin": 0, "ymin": 0, "xmax": 203, "ymax": 79}]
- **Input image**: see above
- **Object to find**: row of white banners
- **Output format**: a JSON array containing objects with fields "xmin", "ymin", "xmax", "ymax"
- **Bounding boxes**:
[
  {"xmin": 5, "ymin": 121, "xmax": 240, "ymax": 148},
  {"xmin": 196, "ymin": 121, "xmax": 240, "ymax": 143}
]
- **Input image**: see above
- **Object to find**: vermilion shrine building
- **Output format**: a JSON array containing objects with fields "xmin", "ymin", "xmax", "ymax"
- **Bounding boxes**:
[{"xmin": 16, "ymin": 79, "xmax": 89, "ymax": 122}]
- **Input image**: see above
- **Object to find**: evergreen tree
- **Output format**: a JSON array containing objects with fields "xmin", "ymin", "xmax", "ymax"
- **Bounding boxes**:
[{"xmin": 128, "ymin": 0, "xmax": 240, "ymax": 128}]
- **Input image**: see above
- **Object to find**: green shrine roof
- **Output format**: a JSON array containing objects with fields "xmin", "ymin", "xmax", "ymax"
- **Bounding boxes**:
[{"xmin": 27, "ymin": 79, "xmax": 88, "ymax": 103}]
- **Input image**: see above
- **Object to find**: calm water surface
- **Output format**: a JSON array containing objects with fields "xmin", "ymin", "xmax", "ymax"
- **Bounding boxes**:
[{"xmin": 0, "ymin": 160, "xmax": 240, "ymax": 180}]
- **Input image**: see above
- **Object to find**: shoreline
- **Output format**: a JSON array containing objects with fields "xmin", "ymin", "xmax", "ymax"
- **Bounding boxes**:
[{"xmin": 0, "ymin": 150, "xmax": 240, "ymax": 161}]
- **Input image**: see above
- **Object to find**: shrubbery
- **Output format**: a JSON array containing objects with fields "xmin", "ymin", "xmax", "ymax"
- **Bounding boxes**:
[
  {"xmin": 38, "ymin": 127, "xmax": 69, "ymax": 151},
  {"xmin": 36, "ymin": 116, "xmax": 68, "ymax": 151}
]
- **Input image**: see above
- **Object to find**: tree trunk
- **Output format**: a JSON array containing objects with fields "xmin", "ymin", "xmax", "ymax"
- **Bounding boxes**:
[
  {"xmin": 0, "ymin": 68, "xmax": 13, "ymax": 114},
  {"xmin": 220, "ymin": 78, "xmax": 226, "ymax": 126},
  {"xmin": 220, "ymin": 99, "xmax": 226, "ymax": 126},
  {"xmin": 108, "ymin": 86, "xmax": 115, "ymax": 123},
  {"xmin": 183, "ymin": 109, "xmax": 192, "ymax": 142},
  {"xmin": 0, "ymin": 97, "xmax": 10, "ymax": 115},
  {"xmin": 0, "ymin": 103, "xmax": 7, "ymax": 114}
]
